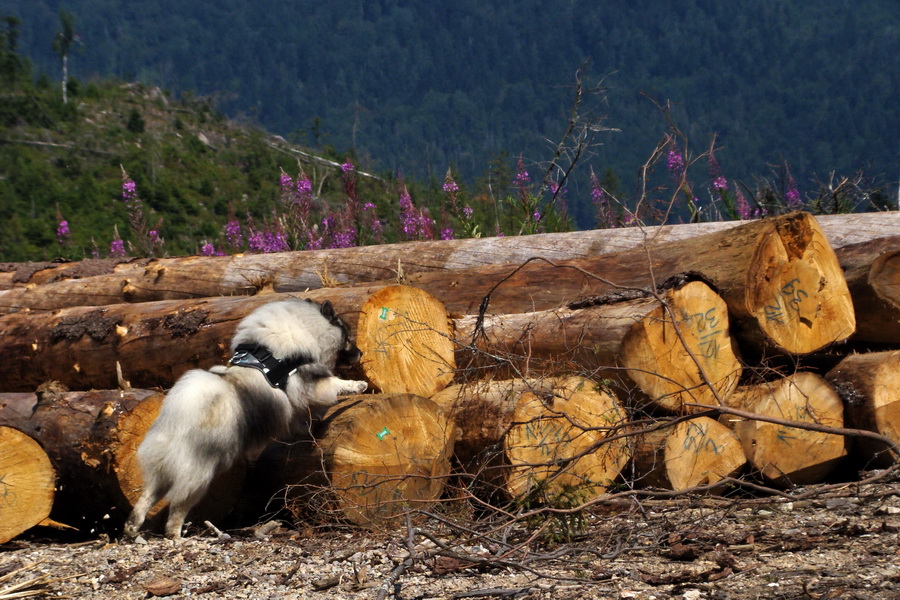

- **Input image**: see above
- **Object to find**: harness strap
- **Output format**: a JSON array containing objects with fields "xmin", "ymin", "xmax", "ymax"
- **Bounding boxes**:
[{"xmin": 228, "ymin": 343, "xmax": 313, "ymax": 390}]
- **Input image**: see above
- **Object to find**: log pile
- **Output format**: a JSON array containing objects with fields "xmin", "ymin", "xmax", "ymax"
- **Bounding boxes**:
[{"xmin": 0, "ymin": 210, "xmax": 898, "ymax": 541}]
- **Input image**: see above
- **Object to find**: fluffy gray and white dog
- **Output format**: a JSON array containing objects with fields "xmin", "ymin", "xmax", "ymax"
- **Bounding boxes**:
[{"xmin": 124, "ymin": 298, "xmax": 367, "ymax": 539}]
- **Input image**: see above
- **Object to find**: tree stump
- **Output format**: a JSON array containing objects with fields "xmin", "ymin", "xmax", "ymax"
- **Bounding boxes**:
[
  {"xmin": 630, "ymin": 417, "xmax": 746, "ymax": 491},
  {"xmin": 0, "ymin": 426, "xmax": 56, "ymax": 544},
  {"xmin": 357, "ymin": 285, "xmax": 456, "ymax": 396},
  {"xmin": 457, "ymin": 279, "xmax": 742, "ymax": 413},
  {"xmin": 306, "ymin": 394, "xmax": 457, "ymax": 527},
  {"xmin": 729, "ymin": 373, "xmax": 847, "ymax": 486},
  {"xmin": 503, "ymin": 377, "xmax": 630, "ymax": 503},
  {"xmin": 827, "ymin": 350, "xmax": 900, "ymax": 467}
]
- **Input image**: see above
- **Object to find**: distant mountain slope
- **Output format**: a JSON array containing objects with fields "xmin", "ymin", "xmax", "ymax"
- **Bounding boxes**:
[{"xmin": 4, "ymin": 0, "xmax": 899, "ymax": 226}]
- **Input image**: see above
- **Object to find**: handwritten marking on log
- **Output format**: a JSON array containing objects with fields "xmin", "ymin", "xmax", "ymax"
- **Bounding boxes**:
[
  {"xmin": 504, "ymin": 377, "xmax": 630, "ymax": 503},
  {"xmin": 730, "ymin": 373, "xmax": 846, "ymax": 486}
]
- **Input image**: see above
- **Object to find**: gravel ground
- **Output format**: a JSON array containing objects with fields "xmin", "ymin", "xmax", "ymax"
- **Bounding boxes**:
[{"xmin": 3, "ymin": 481, "xmax": 900, "ymax": 599}]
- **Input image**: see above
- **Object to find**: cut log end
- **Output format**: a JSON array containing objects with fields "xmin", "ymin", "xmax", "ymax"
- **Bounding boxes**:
[
  {"xmin": 622, "ymin": 280, "xmax": 742, "ymax": 413},
  {"xmin": 827, "ymin": 350, "xmax": 900, "ymax": 467},
  {"xmin": 746, "ymin": 212, "xmax": 856, "ymax": 354},
  {"xmin": 318, "ymin": 394, "xmax": 457, "ymax": 527},
  {"xmin": 357, "ymin": 285, "xmax": 456, "ymax": 397},
  {"xmin": 0, "ymin": 426, "xmax": 56, "ymax": 543},
  {"xmin": 633, "ymin": 417, "xmax": 746, "ymax": 491},
  {"xmin": 504, "ymin": 377, "xmax": 630, "ymax": 503},
  {"xmin": 731, "ymin": 372, "xmax": 847, "ymax": 486}
]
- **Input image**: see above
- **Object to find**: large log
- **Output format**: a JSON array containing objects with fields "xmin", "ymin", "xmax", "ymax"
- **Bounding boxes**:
[
  {"xmin": 834, "ymin": 237, "xmax": 900, "ymax": 344},
  {"xmin": 826, "ymin": 350, "xmax": 900, "ymax": 467},
  {"xmin": 356, "ymin": 285, "xmax": 456, "ymax": 396},
  {"xmin": 630, "ymin": 416, "xmax": 746, "ymax": 491},
  {"xmin": 727, "ymin": 373, "xmax": 847, "ymax": 487},
  {"xmin": 426, "ymin": 212, "xmax": 855, "ymax": 355},
  {"xmin": 273, "ymin": 394, "xmax": 458, "ymax": 527},
  {"xmin": 0, "ymin": 213, "xmax": 852, "ymax": 392},
  {"xmin": 1, "ymin": 213, "xmax": 890, "ymax": 312},
  {"xmin": 456, "ymin": 280, "xmax": 743, "ymax": 413},
  {"xmin": 0, "ymin": 388, "xmax": 243, "ymax": 534},
  {"xmin": 0, "ymin": 426, "xmax": 55, "ymax": 543}
]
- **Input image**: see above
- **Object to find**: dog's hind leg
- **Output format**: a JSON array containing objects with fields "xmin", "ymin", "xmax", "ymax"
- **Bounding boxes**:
[
  {"xmin": 123, "ymin": 483, "xmax": 164, "ymax": 539},
  {"xmin": 163, "ymin": 486, "xmax": 208, "ymax": 540}
]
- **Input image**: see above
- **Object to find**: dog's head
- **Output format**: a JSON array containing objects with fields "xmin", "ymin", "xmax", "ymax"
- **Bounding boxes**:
[{"xmin": 230, "ymin": 299, "xmax": 361, "ymax": 371}]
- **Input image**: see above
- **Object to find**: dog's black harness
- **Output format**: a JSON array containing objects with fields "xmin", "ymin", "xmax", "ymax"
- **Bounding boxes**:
[{"xmin": 229, "ymin": 343, "xmax": 313, "ymax": 390}]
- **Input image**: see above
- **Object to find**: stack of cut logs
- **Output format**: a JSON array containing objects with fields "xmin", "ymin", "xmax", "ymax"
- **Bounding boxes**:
[{"xmin": 1, "ymin": 211, "xmax": 898, "ymax": 543}]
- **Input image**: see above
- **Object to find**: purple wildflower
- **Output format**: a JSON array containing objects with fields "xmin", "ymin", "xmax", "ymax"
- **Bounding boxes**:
[
  {"xmin": 440, "ymin": 227, "xmax": 455, "ymax": 240},
  {"xmin": 200, "ymin": 242, "xmax": 216, "ymax": 256},
  {"xmin": 56, "ymin": 220, "xmax": 70, "ymax": 245},
  {"xmin": 514, "ymin": 155, "xmax": 530, "ymax": 187},
  {"xmin": 735, "ymin": 188, "xmax": 752, "ymax": 220},
  {"xmin": 667, "ymin": 148, "xmax": 685, "ymax": 179},
  {"xmin": 590, "ymin": 168, "xmax": 616, "ymax": 229},
  {"xmin": 398, "ymin": 185, "xmax": 433, "ymax": 241},
  {"xmin": 708, "ymin": 152, "xmax": 728, "ymax": 193},
  {"xmin": 785, "ymin": 169, "xmax": 802, "ymax": 209},
  {"xmin": 341, "ymin": 160, "xmax": 355, "ymax": 174},
  {"xmin": 225, "ymin": 219, "xmax": 243, "ymax": 250},
  {"xmin": 110, "ymin": 226, "xmax": 126, "ymax": 258},
  {"xmin": 462, "ymin": 206, "xmax": 474, "ymax": 221}
]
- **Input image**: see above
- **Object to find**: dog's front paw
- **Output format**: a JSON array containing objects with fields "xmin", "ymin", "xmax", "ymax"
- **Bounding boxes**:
[{"xmin": 341, "ymin": 380, "xmax": 368, "ymax": 395}]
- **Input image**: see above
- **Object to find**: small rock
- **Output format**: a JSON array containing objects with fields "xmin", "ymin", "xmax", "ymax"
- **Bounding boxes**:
[{"xmin": 144, "ymin": 575, "xmax": 181, "ymax": 597}]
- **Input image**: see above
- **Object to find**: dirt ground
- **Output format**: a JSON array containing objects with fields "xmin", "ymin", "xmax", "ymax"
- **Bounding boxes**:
[{"xmin": 3, "ymin": 480, "xmax": 900, "ymax": 600}]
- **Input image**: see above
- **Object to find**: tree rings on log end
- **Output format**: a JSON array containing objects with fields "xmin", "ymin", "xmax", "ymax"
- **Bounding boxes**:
[
  {"xmin": 504, "ymin": 377, "xmax": 630, "ymax": 504},
  {"xmin": 318, "ymin": 394, "xmax": 457, "ymax": 527},
  {"xmin": 633, "ymin": 417, "xmax": 746, "ymax": 491},
  {"xmin": 746, "ymin": 212, "xmax": 855, "ymax": 354},
  {"xmin": 622, "ymin": 280, "xmax": 742, "ymax": 413},
  {"xmin": 0, "ymin": 426, "xmax": 56, "ymax": 543},
  {"xmin": 731, "ymin": 372, "xmax": 847, "ymax": 486},
  {"xmin": 357, "ymin": 285, "xmax": 456, "ymax": 396}
]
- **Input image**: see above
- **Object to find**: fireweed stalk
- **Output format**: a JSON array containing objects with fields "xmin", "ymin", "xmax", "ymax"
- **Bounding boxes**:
[
  {"xmin": 120, "ymin": 167, "xmax": 164, "ymax": 256},
  {"xmin": 398, "ymin": 182, "xmax": 434, "ymax": 241},
  {"xmin": 590, "ymin": 167, "xmax": 617, "ymax": 229},
  {"xmin": 707, "ymin": 149, "xmax": 737, "ymax": 220},
  {"xmin": 665, "ymin": 137, "xmax": 701, "ymax": 222}
]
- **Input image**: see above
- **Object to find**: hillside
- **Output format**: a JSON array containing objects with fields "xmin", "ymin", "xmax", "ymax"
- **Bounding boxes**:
[
  {"xmin": 0, "ymin": 71, "xmax": 417, "ymax": 262},
  {"xmin": 5, "ymin": 0, "xmax": 899, "ymax": 228}
]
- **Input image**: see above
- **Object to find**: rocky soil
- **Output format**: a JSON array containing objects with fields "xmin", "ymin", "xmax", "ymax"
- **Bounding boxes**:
[{"xmin": 3, "ymin": 480, "xmax": 900, "ymax": 600}]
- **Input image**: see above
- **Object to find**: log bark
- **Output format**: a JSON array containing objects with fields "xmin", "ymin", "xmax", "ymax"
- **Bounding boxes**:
[
  {"xmin": 826, "ymin": 350, "xmax": 900, "ymax": 467},
  {"xmin": 429, "ymin": 378, "xmax": 558, "ymax": 463},
  {"xmin": 283, "ymin": 394, "xmax": 457, "ymax": 527},
  {"xmin": 0, "ymin": 388, "xmax": 243, "ymax": 534},
  {"xmin": 456, "ymin": 280, "xmax": 743, "ymax": 413},
  {"xmin": 356, "ymin": 285, "xmax": 456, "ymax": 396},
  {"xmin": 630, "ymin": 416, "xmax": 746, "ymax": 491},
  {"xmin": 0, "ymin": 426, "xmax": 55, "ymax": 543},
  {"xmin": 502, "ymin": 376, "xmax": 630, "ymax": 503},
  {"xmin": 0, "ymin": 212, "xmax": 891, "ymax": 313},
  {"xmin": 834, "ymin": 237, "xmax": 900, "ymax": 344},
  {"xmin": 728, "ymin": 373, "xmax": 847, "ymax": 486}
]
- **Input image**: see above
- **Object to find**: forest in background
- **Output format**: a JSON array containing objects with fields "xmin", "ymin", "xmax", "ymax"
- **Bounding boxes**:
[{"xmin": 0, "ymin": 1, "xmax": 897, "ymax": 262}]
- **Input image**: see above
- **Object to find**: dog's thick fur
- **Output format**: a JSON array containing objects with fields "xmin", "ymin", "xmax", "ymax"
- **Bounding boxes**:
[{"xmin": 124, "ymin": 299, "xmax": 367, "ymax": 539}]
